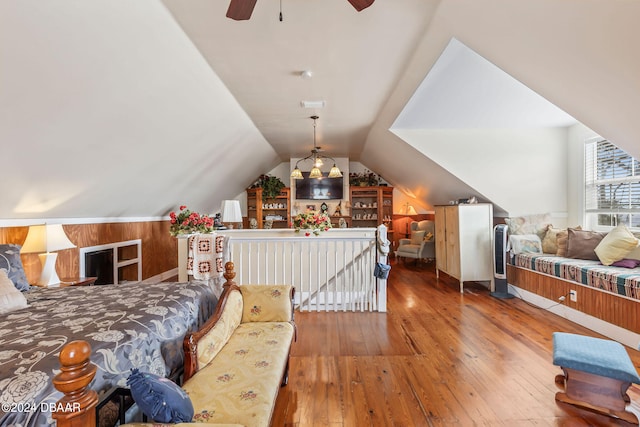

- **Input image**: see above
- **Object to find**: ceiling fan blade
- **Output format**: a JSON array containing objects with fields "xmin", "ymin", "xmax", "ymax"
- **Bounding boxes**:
[
  {"xmin": 226, "ymin": 0, "xmax": 257, "ymax": 20},
  {"xmin": 347, "ymin": 0, "xmax": 375, "ymax": 12}
]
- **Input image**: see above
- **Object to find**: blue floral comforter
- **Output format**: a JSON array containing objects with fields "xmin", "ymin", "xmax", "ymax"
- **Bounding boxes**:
[{"xmin": 0, "ymin": 280, "xmax": 217, "ymax": 426}]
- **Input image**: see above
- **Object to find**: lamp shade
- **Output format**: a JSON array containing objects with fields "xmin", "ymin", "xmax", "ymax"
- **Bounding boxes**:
[
  {"xmin": 21, "ymin": 224, "xmax": 75, "ymax": 287},
  {"xmin": 221, "ymin": 200, "xmax": 242, "ymax": 223},
  {"xmin": 399, "ymin": 203, "xmax": 417, "ymax": 216},
  {"xmin": 21, "ymin": 224, "xmax": 76, "ymax": 254}
]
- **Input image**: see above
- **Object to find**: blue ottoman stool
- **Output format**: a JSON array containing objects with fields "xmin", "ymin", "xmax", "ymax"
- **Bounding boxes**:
[{"xmin": 553, "ymin": 332, "xmax": 640, "ymax": 424}]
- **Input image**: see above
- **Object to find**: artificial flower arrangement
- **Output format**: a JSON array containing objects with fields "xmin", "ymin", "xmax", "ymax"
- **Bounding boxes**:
[
  {"xmin": 292, "ymin": 211, "xmax": 332, "ymax": 236},
  {"xmin": 169, "ymin": 205, "xmax": 214, "ymax": 236}
]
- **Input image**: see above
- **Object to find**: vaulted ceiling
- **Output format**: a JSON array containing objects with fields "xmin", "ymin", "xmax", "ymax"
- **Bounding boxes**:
[{"xmin": 2, "ymin": 0, "xmax": 639, "ymax": 222}]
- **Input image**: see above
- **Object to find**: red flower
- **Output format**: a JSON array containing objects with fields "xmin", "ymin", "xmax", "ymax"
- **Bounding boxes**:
[{"xmin": 170, "ymin": 205, "xmax": 215, "ymax": 236}]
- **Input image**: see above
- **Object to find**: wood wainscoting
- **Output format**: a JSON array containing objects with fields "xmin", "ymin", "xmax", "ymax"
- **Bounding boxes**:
[
  {"xmin": 0, "ymin": 221, "xmax": 177, "ymax": 285},
  {"xmin": 507, "ymin": 264, "xmax": 640, "ymax": 334}
]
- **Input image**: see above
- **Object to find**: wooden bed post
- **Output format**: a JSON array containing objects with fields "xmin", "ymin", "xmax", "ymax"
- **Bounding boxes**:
[
  {"xmin": 52, "ymin": 340, "xmax": 98, "ymax": 427},
  {"xmin": 223, "ymin": 261, "xmax": 237, "ymax": 287}
]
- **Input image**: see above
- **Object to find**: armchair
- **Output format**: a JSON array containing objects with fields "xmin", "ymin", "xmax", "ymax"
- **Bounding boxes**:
[{"xmin": 395, "ymin": 220, "xmax": 435, "ymax": 262}]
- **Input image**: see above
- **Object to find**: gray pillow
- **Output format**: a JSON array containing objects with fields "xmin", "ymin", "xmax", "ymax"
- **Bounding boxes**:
[
  {"xmin": 0, "ymin": 244, "xmax": 30, "ymax": 291},
  {"xmin": 565, "ymin": 228, "xmax": 606, "ymax": 261}
]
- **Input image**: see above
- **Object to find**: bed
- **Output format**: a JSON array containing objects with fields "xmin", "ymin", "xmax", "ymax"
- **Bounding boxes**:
[
  {"xmin": 33, "ymin": 261, "xmax": 244, "ymax": 427},
  {"xmin": 0, "ymin": 280, "xmax": 218, "ymax": 426}
]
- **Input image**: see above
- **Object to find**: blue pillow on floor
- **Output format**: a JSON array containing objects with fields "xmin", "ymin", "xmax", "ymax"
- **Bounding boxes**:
[{"xmin": 126, "ymin": 369, "xmax": 194, "ymax": 423}]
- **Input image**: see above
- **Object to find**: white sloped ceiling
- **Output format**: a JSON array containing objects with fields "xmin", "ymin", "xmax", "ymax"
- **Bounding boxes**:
[
  {"xmin": 2, "ymin": 0, "xmax": 640, "ymax": 222},
  {"xmin": 363, "ymin": 0, "xmax": 640, "ymax": 218},
  {"xmin": 0, "ymin": 0, "xmax": 279, "ymax": 220}
]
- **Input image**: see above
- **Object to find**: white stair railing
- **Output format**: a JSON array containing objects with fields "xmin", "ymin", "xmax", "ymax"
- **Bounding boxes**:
[{"xmin": 223, "ymin": 228, "xmax": 384, "ymax": 312}]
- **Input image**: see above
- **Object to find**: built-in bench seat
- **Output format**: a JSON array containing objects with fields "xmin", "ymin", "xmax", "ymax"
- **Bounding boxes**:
[{"xmin": 511, "ymin": 253, "xmax": 640, "ymax": 300}]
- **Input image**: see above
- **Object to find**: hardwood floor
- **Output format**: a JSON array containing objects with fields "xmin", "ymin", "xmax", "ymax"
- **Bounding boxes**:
[{"xmin": 271, "ymin": 260, "xmax": 640, "ymax": 426}]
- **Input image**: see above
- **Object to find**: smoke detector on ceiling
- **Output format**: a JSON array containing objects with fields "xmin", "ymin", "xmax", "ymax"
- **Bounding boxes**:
[{"xmin": 300, "ymin": 100, "xmax": 325, "ymax": 109}]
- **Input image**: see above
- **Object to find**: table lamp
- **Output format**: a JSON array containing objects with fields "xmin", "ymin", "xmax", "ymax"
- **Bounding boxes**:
[
  {"xmin": 221, "ymin": 200, "xmax": 243, "ymax": 229},
  {"xmin": 21, "ymin": 224, "xmax": 76, "ymax": 287},
  {"xmin": 400, "ymin": 203, "xmax": 418, "ymax": 236}
]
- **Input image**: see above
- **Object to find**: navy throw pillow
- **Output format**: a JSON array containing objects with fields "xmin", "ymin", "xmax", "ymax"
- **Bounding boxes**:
[
  {"xmin": 126, "ymin": 369, "xmax": 194, "ymax": 423},
  {"xmin": 0, "ymin": 244, "xmax": 30, "ymax": 291}
]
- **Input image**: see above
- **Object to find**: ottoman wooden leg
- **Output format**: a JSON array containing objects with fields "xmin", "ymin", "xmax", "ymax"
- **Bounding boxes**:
[{"xmin": 555, "ymin": 367, "xmax": 638, "ymax": 425}]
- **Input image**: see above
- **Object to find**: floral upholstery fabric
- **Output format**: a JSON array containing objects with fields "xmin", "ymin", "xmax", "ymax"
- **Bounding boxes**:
[
  {"xmin": 121, "ymin": 284, "xmax": 295, "ymax": 427},
  {"xmin": 240, "ymin": 284, "xmax": 293, "ymax": 323},
  {"xmin": 197, "ymin": 290, "xmax": 243, "ymax": 368},
  {"xmin": 183, "ymin": 321, "xmax": 295, "ymax": 427}
]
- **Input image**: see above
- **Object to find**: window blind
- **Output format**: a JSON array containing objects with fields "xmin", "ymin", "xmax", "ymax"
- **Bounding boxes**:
[{"xmin": 585, "ymin": 139, "xmax": 640, "ymax": 228}]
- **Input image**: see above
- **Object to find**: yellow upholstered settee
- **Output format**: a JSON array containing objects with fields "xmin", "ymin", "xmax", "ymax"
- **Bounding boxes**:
[{"xmin": 123, "ymin": 262, "xmax": 296, "ymax": 427}]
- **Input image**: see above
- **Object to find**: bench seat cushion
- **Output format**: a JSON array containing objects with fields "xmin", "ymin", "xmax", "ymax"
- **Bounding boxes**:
[
  {"xmin": 511, "ymin": 253, "xmax": 640, "ymax": 300},
  {"xmin": 552, "ymin": 332, "xmax": 640, "ymax": 384},
  {"xmin": 183, "ymin": 321, "xmax": 295, "ymax": 427}
]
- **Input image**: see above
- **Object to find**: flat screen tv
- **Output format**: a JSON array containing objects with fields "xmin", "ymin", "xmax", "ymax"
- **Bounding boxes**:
[{"xmin": 295, "ymin": 172, "xmax": 344, "ymax": 200}]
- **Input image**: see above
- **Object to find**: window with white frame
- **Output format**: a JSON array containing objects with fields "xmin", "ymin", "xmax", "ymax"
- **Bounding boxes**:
[{"xmin": 585, "ymin": 138, "xmax": 640, "ymax": 229}]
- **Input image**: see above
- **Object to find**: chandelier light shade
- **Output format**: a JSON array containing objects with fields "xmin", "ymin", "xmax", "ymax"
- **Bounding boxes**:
[
  {"xmin": 309, "ymin": 167, "xmax": 322, "ymax": 179},
  {"xmin": 290, "ymin": 168, "xmax": 303, "ymax": 179},
  {"xmin": 291, "ymin": 116, "xmax": 343, "ymax": 180},
  {"xmin": 21, "ymin": 224, "xmax": 76, "ymax": 287},
  {"xmin": 328, "ymin": 164, "xmax": 343, "ymax": 178}
]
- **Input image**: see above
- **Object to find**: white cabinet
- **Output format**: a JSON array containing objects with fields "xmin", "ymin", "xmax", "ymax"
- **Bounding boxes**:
[{"xmin": 435, "ymin": 204, "xmax": 494, "ymax": 293}]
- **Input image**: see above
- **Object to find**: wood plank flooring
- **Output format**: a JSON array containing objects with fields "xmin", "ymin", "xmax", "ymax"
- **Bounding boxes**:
[{"xmin": 271, "ymin": 260, "xmax": 640, "ymax": 426}]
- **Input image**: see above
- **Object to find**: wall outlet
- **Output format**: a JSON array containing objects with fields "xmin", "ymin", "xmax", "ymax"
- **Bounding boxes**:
[{"xmin": 569, "ymin": 290, "xmax": 577, "ymax": 302}]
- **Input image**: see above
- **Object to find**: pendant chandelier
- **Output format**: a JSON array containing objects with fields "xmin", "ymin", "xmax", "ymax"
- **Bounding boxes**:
[{"xmin": 291, "ymin": 116, "xmax": 343, "ymax": 180}]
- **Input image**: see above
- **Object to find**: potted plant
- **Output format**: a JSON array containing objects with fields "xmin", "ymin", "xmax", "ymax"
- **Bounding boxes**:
[
  {"xmin": 349, "ymin": 169, "xmax": 380, "ymax": 186},
  {"xmin": 251, "ymin": 174, "xmax": 286, "ymax": 200}
]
